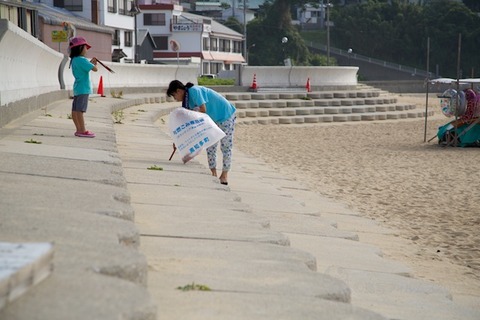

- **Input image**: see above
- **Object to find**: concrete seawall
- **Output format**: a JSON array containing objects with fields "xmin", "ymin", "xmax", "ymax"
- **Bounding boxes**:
[{"xmin": 2, "ymin": 92, "xmax": 478, "ymax": 319}]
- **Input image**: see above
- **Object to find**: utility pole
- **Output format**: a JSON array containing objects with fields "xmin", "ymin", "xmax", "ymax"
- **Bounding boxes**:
[
  {"xmin": 243, "ymin": 0, "xmax": 247, "ymax": 61},
  {"xmin": 326, "ymin": 1, "xmax": 331, "ymax": 65}
]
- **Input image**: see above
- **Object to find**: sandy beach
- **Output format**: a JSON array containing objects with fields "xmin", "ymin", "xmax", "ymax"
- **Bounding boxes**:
[{"xmin": 234, "ymin": 94, "xmax": 480, "ymax": 308}]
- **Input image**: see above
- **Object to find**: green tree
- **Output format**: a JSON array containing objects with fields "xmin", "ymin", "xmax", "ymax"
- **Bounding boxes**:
[
  {"xmin": 220, "ymin": 2, "xmax": 231, "ymax": 9},
  {"xmin": 247, "ymin": 0, "xmax": 315, "ymax": 66},
  {"xmin": 223, "ymin": 16, "xmax": 243, "ymax": 34},
  {"xmin": 332, "ymin": 0, "xmax": 423, "ymax": 64},
  {"xmin": 462, "ymin": 0, "xmax": 480, "ymax": 12},
  {"xmin": 331, "ymin": 0, "xmax": 480, "ymax": 77},
  {"xmin": 423, "ymin": 0, "xmax": 480, "ymax": 77}
]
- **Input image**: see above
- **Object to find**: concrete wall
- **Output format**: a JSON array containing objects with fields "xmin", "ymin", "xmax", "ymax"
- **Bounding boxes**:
[
  {"xmin": 0, "ymin": 19, "xmax": 64, "ymax": 107},
  {"xmin": 240, "ymin": 66, "xmax": 359, "ymax": 88},
  {"xmin": 69, "ymin": 62, "xmax": 199, "ymax": 96}
]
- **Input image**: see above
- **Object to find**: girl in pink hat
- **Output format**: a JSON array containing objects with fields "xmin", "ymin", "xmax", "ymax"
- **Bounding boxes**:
[{"xmin": 69, "ymin": 36, "xmax": 98, "ymax": 138}]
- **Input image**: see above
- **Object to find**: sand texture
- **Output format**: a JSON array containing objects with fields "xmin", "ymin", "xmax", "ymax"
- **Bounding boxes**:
[{"xmin": 234, "ymin": 94, "xmax": 480, "ymax": 308}]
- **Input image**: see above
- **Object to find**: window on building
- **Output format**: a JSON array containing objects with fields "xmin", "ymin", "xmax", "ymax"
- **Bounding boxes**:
[
  {"xmin": 125, "ymin": 30, "xmax": 133, "ymax": 47},
  {"xmin": 17, "ymin": 7, "xmax": 26, "ymax": 31},
  {"xmin": 144, "ymin": 13, "xmax": 166, "ymax": 26},
  {"xmin": 152, "ymin": 36, "xmax": 168, "ymax": 50},
  {"xmin": 1, "ymin": 6, "xmax": 18, "ymax": 26},
  {"xmin": 108, "ymin": 0, "xmax": 117, "ymax": 13},
  {"xmin": 203, "ymin": 37, "xmax": 209, "ymax": 50},
  {"xmin": 202, "ymin": 62, "xmax": 209, "ymax": 75},
  {"xmin": 221, "ymin": 39, "xmax": 230, "ymax": 52},
  {"xmin": 210, "ymin": 38, "xmax": 217, "ymax": 51},
  {"xmin": 28, "ymin": 10, "xmax": 37, "ymax": 36},
  {"xmin": 113, "ymin": 30, "xmax": 120, "ymax": 45},
  {"xmin": 11, "ymin": 7, "xmax": 37, "ymax": 36},
  {"xmin": 53, "ymin": 0, "xmax": 83, "ymax": 11},
  {"xmin": 119, "ymin": 0, "xmax": 128, "ymax": 15},
  {"xmin": 233, "ymin": 41, "xmax": 241, "ymax": 53},
  {"xmin": 211, "ymin": 62, "xmax": 221, "ymax": 74}
]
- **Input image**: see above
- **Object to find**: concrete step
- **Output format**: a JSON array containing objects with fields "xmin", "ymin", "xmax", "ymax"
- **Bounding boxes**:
[
  {"xmin": 115, "ymin": 103, "xmax": 390, "ymax": 320},
  {"xmin": 326, "ymin": 267, "xmax": 480, "ymax": 320},
  {"xmin": 225, "ymin": 89, "xmax": 383, "ymax": 101},
  {"xmin": 233, "ymin": 97, "xmax": 400, "ymax": 109},
  {"xmin": 236, "ymin": 110, "xmax": 433, "ymax": 125},
  {"xmin": 236, "ymin": 104, "xmax": 417, "ymax": 117},
  {"xmin": 0, "ymin": 243, "xmax": 54, "ymax": 310}
]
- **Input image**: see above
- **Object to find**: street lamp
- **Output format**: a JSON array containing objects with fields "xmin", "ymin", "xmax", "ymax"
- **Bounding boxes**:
[
  {"xmin": 243, "ymin": 0, "xmax": 247, "ymax": 63},
  {"xmin": 281, "ymin": 37, "xmax": 290, "ymax": 66},
  {"xmin": 129, "ymin": 1, "xmax": 140, "ymax": 63}
]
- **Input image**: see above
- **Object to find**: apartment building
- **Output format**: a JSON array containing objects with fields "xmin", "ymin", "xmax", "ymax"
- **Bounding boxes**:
[{"xmin": 137, "ymin": 0, "xmax": 245, "ymax": 74}]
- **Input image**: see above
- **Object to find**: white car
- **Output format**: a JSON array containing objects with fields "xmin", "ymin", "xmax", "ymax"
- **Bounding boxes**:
[{"xmin": 200, "ymin": 74, "xmax": 217, "ymax": 79}]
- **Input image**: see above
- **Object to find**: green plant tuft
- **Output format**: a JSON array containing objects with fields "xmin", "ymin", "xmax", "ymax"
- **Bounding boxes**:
[
  {"xmin": 112, "ymin": 110, "xmax": 125, "ymax": 124},
  {"xmin": 176, "ymin": 282, "xmax": 211, "ymax": 292},
  {"xmin": 24, "ymin": 139, "xmax": 42, "ymax": 144},
  {"xmin": 197, "ymin": 78, "xmax": 235, "ymax": 86},
  {"xmin": 147, "ymin": 165, "xmax": 163, "ymax": 171},
  {"xmin": 110, "ymin": 90, "xmax": 123, "ymax": 99}
]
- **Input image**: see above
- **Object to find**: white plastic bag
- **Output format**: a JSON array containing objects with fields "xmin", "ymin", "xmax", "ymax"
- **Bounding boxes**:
[{"xmin": 168, "ymin": 107, "xmax": 225, "ymax": 163}]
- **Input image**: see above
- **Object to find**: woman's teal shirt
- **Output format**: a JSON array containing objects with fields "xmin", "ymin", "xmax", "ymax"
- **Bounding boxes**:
[{"xmin": 187, "ymin": 86, "xmax": 236, "ymax": 123}]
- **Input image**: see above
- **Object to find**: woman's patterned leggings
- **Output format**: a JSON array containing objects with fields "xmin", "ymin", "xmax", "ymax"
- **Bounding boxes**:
[{"xmin": 207, "ymin": 114, "xmax": 236, "ymax": 172}]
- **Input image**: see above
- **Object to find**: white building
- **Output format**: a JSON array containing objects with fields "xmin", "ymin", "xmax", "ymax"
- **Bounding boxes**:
[
  {"xmin": 295, "ymin": 3, "xmax": 326, "ymax": 30},
  {"xmin": 181, "ymin": 0, "xmax": 267, "ymax": 11},
  {"xmin": 221, "ymin": 7, "xmax": 256, "ymax": 25},
  {"xmin": 137, "ymin": 1, "xmax": 245, "ymax": 75},
  {"xmin": 28, "ymin": 0, "xmax": 136, "ymax": 61}
]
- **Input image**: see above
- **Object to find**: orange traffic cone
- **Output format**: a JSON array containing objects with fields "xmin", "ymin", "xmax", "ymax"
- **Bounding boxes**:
[
  {"xmin": 250, "ymin": 74, "xmax": 258, "ymax": 91},
  {"xmin": 97, "ymin": 76, "xmax": 105, "ymax": 97},
  {"xmin": 306, "ymin": 78, "xmax": 311, "ymax": 92}
]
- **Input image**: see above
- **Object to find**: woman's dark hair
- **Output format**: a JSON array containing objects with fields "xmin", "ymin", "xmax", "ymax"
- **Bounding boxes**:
[
  {"xmin": 68, "ymin": 45, "xmax": 85, "ymax": 68},
  {"xmin": 166, "ymin": 80, "xmax": 194, "ymax": 97}
]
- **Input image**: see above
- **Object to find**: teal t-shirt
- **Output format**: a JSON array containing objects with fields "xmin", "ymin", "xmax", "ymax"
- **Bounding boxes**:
[
  {"xmin": 187, "ymin": 86, "xmax": 236, "ymax": 123},
  {"xmin": 71, "ymin": 56, "xmax": 94, "ymax": 96}
]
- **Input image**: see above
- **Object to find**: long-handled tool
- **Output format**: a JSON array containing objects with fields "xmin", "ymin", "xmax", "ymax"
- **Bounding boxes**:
[
  {"xmin": 94, "ymin": 57, "xmax": 115, "ymax": 73},
  {"xmin": 168, "ymin": 143, "xmax": 177, "ymax": 161}
]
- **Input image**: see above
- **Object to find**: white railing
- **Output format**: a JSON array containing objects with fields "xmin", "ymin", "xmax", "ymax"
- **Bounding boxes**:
[{"xmin": 307, "ymin": 42, "xmax": 436, "ymax": 79}]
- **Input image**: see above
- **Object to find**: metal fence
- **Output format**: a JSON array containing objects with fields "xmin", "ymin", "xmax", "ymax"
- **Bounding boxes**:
[{"xmin": 307, "ymin": 42, "xmax": 437, "ymax": 79}]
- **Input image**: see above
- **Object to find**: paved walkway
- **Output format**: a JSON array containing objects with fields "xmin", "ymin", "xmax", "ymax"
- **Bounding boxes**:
[{"xmin": 0, "ymin": 95, "xmax": 478, "ymax": 320}]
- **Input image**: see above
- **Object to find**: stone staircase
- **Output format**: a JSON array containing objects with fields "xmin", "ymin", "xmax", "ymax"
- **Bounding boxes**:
[{"xmin": 224, "ymin": 86, "xmax": 432, "ymax": 125}]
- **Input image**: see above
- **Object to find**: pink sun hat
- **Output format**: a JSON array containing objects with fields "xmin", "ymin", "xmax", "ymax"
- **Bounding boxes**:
[{"xmin": 69, "ymin": 36, "xmax": 92, "ymax": 49}]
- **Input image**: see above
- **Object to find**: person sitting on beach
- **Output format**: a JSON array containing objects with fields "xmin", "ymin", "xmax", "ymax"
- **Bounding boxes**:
[{"xmin": 167, "ymin": 80, "xmax": 236, "ymax": 185}]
